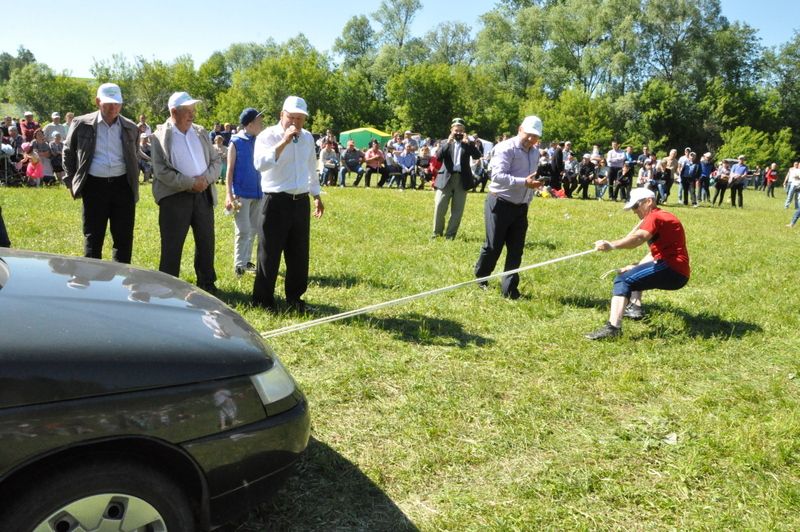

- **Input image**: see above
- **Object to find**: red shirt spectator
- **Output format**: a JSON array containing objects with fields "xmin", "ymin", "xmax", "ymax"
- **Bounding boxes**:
[{"xmin": 20, "ymin": 112, "xmax": 40, "ymax": 142}]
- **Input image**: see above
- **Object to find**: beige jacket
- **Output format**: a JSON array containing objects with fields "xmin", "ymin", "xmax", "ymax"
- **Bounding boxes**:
[{"xmin": 150, "ymin": 120, "xmax": 220, "ymax": 205}]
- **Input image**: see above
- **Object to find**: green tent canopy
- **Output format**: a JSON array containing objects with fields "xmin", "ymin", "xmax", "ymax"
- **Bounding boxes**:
[{"xmin": 338, "ymin": 127, "xmax": 393, "ymax": 150}]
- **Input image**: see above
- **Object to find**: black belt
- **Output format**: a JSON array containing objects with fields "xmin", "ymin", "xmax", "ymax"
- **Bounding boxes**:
[
  {"xmin": 89, "ymin": 174, "xmax": 126, "ymax": 183},
  {"xmin": 265, "ymin": 191, "xmax": 308, "ymax": 200},
  {"xmin": 492, "ymin": 193, "xmax": 524, "ymax": 207}
]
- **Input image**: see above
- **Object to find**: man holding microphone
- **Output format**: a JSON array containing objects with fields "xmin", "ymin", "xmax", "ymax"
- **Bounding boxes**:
[
  {"xmin": 474, "ymin": 115, "xmax": 544, "ymax": 300},
  {"xmin": 252, "ymin": 96, "xmax": 324, "ymax": 312}
]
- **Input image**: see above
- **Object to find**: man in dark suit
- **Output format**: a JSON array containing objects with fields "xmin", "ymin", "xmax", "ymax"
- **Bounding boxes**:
[
  {"xmin": 63, "ymin": 83, "xmax": 140, "ymax": 263},
  {"xmin": 432, "ymin": 118, "xmax": 482, "ymax": 240},
  {"xmin": 550, "ymin": 141, "xmax": 564, "ymax": 192}
]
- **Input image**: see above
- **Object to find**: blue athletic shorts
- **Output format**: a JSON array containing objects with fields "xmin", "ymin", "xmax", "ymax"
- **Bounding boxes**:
[{"xmin": 612, "ymin": 260, "xmax": 688, "ymax": 298}]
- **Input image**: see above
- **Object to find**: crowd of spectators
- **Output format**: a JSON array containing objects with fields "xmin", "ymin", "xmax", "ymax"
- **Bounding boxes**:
[{"xmin": 2, "ymin": 111, "xmax": 798, "ymax": 215}]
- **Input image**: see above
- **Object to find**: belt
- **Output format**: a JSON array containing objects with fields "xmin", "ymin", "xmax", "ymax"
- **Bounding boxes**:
[
  {"xmin": 491, "ymin": 193, "xmax": 524, "ymax": 207},
  {"xmin": 265, "ymin": 191, "xmax": 308, "ymax": 200},
  {"xmin": 89, "ymin": 174, "xmax": 126, "ymax": 183}
]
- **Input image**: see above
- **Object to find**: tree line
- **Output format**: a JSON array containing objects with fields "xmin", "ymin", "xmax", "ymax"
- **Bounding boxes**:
[{"xmin": 2, "ymin": 0, "xmax": 798, "ymax": 168}]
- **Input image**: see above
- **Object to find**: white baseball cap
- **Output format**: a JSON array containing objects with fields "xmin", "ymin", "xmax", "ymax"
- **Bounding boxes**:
[
  {"xmin": 168, "ymin": 91, "xmax": 201, "ymax": 111},
  {"xmin": 520, "ymin": 115, "xmax": 543, "ymax": 136},
  {"xmin": 282, "ymin": 96, "xmax": 308, "ymax": 116},
  {"xmin": 51, "ymin": 112, "xmax": 60, "ymax": 119},
  {"xmin": 96, "ymin": 83, "xmax": 123, "ymax": 104},
  {"xmin": 623, "ymin": 187, "xmax": 655, "ymax": 210}
]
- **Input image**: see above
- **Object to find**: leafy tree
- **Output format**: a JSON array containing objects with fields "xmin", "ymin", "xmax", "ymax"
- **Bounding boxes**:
[
  {"xmin": 717, "ymin": 126, "xmax": 770, "ymax": 168},
  {"xmin": 214, "ymin": 38, "xmax": 337, "ymax": 130},
  {"xmin": 424, "ymin": 22, "xmax": 475, "ymax": 66},
  {"xmin": 6, "ymin": 64, "xmax": 94, "ymax": 119},
  {"xmin": 196, "ymin": 52, "xmax": 231, "ymax": 110},
  {"xmin": 222, "ymin": 42, "xmax": 275, "ymax": 75},
  {"xmin": 386, "ymin": 63, "xmax": 463, "ymax": 138},
  {"xmin": 333, "ymin": 16, "xmax": 377, "ymax": 70},
  {"xmin": 373, "ymin": 0, "xmax": 422, "ymax": 50},
  {"xmin": 0, "ymin": 46, "xmax": 36, "ymax": 83}
]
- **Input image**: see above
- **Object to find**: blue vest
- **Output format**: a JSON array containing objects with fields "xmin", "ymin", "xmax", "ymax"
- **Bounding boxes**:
[{"xmin": 231, "ymin": 133, "xmax": 261, "ymax": 199}]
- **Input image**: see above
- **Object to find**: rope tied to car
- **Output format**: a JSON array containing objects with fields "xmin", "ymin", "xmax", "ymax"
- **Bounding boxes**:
[{"xmin": 261, "ymin": 248, "xmax": 596, "ymax": 339}]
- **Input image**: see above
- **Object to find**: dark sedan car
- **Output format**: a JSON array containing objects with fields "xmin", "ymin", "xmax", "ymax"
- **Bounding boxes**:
[{"xmin": 0, "ymin": 249, "xmax": 310, "ymax": 531}]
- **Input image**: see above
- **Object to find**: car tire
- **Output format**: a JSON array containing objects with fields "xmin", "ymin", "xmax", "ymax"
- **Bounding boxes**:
[{"xmin": 1, "ymin": 458, "xmax": 197, "ymax": 531}]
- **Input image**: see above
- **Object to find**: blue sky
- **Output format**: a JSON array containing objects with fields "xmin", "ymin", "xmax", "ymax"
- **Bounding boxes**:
[{"xmin": 3, "ymin": 0, "xmax": 797, "ymax": 78}]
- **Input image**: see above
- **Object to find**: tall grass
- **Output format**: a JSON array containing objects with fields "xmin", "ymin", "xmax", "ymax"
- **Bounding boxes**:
[{"xmin": 2, "ymin": 183, "xmax": 798, "ymax": 530}]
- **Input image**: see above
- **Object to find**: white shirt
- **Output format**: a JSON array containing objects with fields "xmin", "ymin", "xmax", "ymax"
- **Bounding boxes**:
[
  {"xmin": 170, "ymin": 125, "xmax": 207, "ymax": 178},
  {"xmin": 606, "ymin": 148, "xmax": 625, "ymax": 168},
  {"xmin": 452, "ymin": 142, "xmax": 462, "ymax": 172},
  {"xmin": 88, "ymin": 116, "xmax": 127, "ymax": 177},
  {"xmin": 254, "ymin": 123, "xmax": 320, "ymax": 196}
]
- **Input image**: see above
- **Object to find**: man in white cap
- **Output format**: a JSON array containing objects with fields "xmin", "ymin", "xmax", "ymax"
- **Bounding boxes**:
[
  {"xmin": 63, "ymin": 82, "xmax": 140, "ymax": 263},
  {"xmin": 252, "ymin": 95, "xmax": 324, "ymax": 312},
  {"xmin": 433, "ymin": 117, "xmax": 483, "ymax": 240},
  {"xmin": 474, "ymin": 115, "xmax": 543, "ymax": 299},
  {"xmin": 585, "ymin": 187, "xmax": 690, "ymax": 340},
  {"xmin": 150, "ymin": 91, "xmax": 221, "ymax": 293},
  {"xmin": 43, "ymin": 112, "xmax": 66, "ymax": 141}
]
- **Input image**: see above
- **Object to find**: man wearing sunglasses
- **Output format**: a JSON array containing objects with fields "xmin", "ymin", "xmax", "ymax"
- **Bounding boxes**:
[{"xmin": 585, "ymin": 187, "xmax": 690, "ymax": 340}]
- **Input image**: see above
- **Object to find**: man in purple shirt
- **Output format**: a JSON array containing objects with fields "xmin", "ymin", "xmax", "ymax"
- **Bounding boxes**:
[{"xmin": 474, "ymin": 115, "xmax": 544, "ymax": 299}]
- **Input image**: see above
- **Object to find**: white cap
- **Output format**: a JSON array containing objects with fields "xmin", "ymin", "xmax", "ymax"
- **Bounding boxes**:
[
  {"xmin": 168, "ymin": 91, "xmax": 201, "ymax": 110},
  {"xmin": 24, "ymin": 111, "xmax": 33, "ymax": 116},
  {"xmin": 51, "ymin": 112, "xmax": 60, "ymax": 119},
  {"xmin": 520, "ymin": 115, "xmax": 543, "ymax": 136},
  {"xmin": 623, "ymin": 187, "xmax": 655, "ymax": 210},
  {"xmin": 282, "ymin": 95, "xmax": 308, "ymax": 116},
  {"xmin": 96, "ymin": 83, "xmax": 123, "ymax": 104}
]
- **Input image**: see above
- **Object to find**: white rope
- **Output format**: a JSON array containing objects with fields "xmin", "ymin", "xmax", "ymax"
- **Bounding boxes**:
[{"xmin": 261, "ymin": 248, "xmax": 596, "ymax": 339}]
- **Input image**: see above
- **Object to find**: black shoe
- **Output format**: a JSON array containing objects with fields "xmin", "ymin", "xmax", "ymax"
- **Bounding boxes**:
[
  {"xmin": 503, "ymin": 288, "xmax": 521, "ymax": 300},
  {"xmin": 199, "ymin": 283, "xmax": 218, "ymax": 295},
  {"xmin": 252, "ymin": 298, "xmax": 277, "ymax": 312},
  {"xmin": 286, "ymin": 299, "xmax": 311, "ymax": 313},
  {"xmin": 477, "ymin": 281, "xmax": 488, "ymax": 291},
  {"xmin": 585, "ymin": 321, "xmax": 621, "ymax": 340},
  {"xmin": 245, "ymin": 262, "xmax": 257, "ymax": 272},
  {"xmin": 623, "ymin": 303, "xmax": 644, "ymax": 320},
  {"xmin": 235, "ymin": 266, "xmax": 246, "ymax": 277}
]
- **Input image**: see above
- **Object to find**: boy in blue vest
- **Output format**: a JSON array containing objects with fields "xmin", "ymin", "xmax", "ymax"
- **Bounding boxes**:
[{"xmin": 225, "ymin": 108, "xmax": 264, "ymax": 276}]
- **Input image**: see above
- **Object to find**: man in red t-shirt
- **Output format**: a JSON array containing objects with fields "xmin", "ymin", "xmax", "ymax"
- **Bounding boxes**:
[{"xmin": 586, "ymin": 187, "xmax": 690, "ymax": 340}]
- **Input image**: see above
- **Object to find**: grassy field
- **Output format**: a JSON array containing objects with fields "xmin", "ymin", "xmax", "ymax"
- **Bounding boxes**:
[{"xmin": 2, "ymin": 182, "xmax": 798, "ymax": 530}]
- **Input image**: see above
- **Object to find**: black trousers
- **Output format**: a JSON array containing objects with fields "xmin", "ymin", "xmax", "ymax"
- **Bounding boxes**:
[
  {"xmin": 358, "ymin": 167, "xmax": 385, "ymax": 187},
  {"xmin": 730, "ymin": 182, "xmax": 744, "ymax": 207},
  {"xmin": 608, "ymin": 167, "xmax": 621, "ymax": 200},
  {"xmin": 474, "ymin": 194, "xmax": 529, "ymax": 297},
  {"xmin": 253, "ymin": 192, "xmax": 310, "ymax": 306},
  {"xmin": 712, "ymin": 181, "xmax": 728, "ymax": 205},
  {"xmin": 81, "ymin": 175, "xmax": 135, "ymax": 263},
  {"xmin": 0, "ymin": 205, "xmax": 10, "ymax": 247},
  {"xmin": 158, "ymin": 190, "xmax": 216, "ymax": 286}
]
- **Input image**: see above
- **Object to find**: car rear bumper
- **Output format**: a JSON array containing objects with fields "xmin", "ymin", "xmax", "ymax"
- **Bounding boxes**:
[{"xmin": 182, "ymin": 397, "xmax": 311, "ymax": 529}]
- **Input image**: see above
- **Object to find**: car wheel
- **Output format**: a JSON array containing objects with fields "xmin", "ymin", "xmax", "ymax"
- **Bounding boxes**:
[{"xmin": 2, "ymin": 458, "xmax": 196, "ymax": 531}]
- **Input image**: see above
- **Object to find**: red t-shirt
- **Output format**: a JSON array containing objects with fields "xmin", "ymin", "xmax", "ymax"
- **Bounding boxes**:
[{"xmin": 640, "ymin": 208, "xmax": 690, "ymax": 278}]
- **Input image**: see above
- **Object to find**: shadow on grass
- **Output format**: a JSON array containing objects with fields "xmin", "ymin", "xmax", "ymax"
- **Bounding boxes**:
[
  {"xmin": 560, "ymin": 295, "xmax": 762, "ymax": 339},
  {"xmin": 234, "ymin": 437, "xmax": 418, "ymax": 532},
  {"xmin": 360, "ymin": 312, "xmax": 492, "ymax": 347},
  {"xmin": 310, "ymin": 273, "xmax": 393, "ymax": 290}
]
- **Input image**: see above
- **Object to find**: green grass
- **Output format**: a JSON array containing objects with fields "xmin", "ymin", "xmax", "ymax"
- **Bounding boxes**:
[{"xmin": 2, "ymin": 183, "xmax": 799, "ymax": 530}]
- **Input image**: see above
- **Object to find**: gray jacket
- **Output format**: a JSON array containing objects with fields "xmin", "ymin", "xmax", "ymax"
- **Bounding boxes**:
[
  {"xmin": 62, "ymin": 111, "xmax": 140, "ymax": 201},
  {"xmin": 150, "ymin": 120, "xmax": 220, "ymax": 205}
]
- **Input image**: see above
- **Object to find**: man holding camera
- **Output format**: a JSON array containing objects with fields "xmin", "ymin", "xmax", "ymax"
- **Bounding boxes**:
[{"xmin": 432, "ymin": 118, "xmax": 482, "ymax": 240}]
